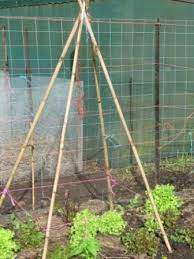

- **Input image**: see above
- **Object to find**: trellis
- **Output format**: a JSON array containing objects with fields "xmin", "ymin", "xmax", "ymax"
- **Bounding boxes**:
[{"xmin": 0, "ymin": 0, "xmax": 172, "ymax": 258}]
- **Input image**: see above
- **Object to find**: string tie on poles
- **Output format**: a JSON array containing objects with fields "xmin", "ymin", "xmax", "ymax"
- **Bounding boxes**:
[{"xmin": 1, "ymin": 188, "xmax": 16, "ymax": 207}]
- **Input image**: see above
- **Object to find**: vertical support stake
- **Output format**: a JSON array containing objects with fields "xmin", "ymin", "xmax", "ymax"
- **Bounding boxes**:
[
  {"xmin": 155, "ymin": 18, "xmax": 160, "ymax": 183},
  {"xmin": 91, "ymin": 44, "xmax": 113, "ymax": 209},
  {"xmin": 23, "ymin": 28, "xmax": 35, "ymax": 210},
  {"xmin": 2, "ymin": 26, "xmax": 13, "ymax": 139},
  {"xmin": 129, "ymin": 77, "xmax": 133, "ymax": 165}
]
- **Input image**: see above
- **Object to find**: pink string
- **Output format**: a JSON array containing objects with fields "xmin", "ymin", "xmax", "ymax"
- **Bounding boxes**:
[
  {"xmin": 6, "ymin": 177, "xmax": 107, "ymax": 194},
  {"xmin": 0, "ymin": 177, "xmax": 119, "ymax": 234},
  {"xmin": 43, "ymin": 222, "xmax": 71, "ymax": 233},
  {"xmin": 111, "ymin": 177, "xmax": 117, "ymax": 189},
  {"xmin": 1, "ymin": 176, "xmax": 118, "ymax": 198},
  {"xmin": 110, "ymin": 176, "xmax": 118, "ymax": 197},
  {"xmin": 2, "ymin": 188, "xmax": 16, "ymax": 207}
]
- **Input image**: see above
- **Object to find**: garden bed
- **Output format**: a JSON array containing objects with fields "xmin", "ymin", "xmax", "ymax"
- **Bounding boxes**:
[{"xmin": 0, "ymin": 159, "xmax": 194, "ymax": 258}]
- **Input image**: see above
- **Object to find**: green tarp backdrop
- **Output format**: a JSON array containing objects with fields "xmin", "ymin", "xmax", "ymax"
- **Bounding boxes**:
[{"xmin": 0, "ymin": 0, "xmax": 194, "ymax": 168}]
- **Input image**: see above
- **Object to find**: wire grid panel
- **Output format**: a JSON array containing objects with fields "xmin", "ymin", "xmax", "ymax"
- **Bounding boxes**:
[
  {"xmin": 85, "ymin": 19, "xmax": 194, "ymax": 165},
  {"xmin": 0, "ymin": 17, "xmax": 194, "ymax": 187}
]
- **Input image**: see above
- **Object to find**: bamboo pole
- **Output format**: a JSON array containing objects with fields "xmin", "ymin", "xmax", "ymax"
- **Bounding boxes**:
[
  {"xmin": 42, "ymin": 5, "xmax": 85, "ymax": 259},
  {"xmin": 0, "ymin": 16, "xmax": 80, "ymax": 208},
  {"xmin": 23, "ymin": 28, "xmax": 35, "ymax": 210},
  {"xmin": 91, "ymin": 45, "xmax": 113, "ymax": 209},
  {"xmin": 77, "ymin": 1, "xmax": 172, "ymax": 253}
]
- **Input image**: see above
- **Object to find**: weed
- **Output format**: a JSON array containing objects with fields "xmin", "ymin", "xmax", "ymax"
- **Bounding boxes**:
[
  {"xmin": 48, "ymin": 244, "xmax": 71, "ymax": 259},
  {"xmin": 122, "ymin": 228, "xmax": 159, "ymax": 256},
  {"xmin": 10, "ymin": 214, "xmax": 44, "ymax": 249},
  {"xmin": 54, "ymin": 199, "xmax": 77, "ymax": 223},
  {"xmin": 160, "ymin": 154, "xmax": 193, "ymax": 172},
  {"xmin": 120, "ymin": 166, "xmax": 133, "ymax": 182},
  {"xmin": 171, "ymin": 228, "xmax": 194, "ymax": 249},
  {"xmin": 127, "ymin": 194, "xmax": 142, "ymax": 209},
  {"xmin": 54, "ymin": 201, "xmax": 66, "ymax": 219},
  {"xmin": 54, "ymin": 190, "xmax": 78, "ymax": 222}
]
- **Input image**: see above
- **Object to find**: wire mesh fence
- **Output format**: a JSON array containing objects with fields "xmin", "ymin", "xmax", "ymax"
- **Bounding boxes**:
[{"xmin": 0, "ymin": 16, "xmax": 194, "ymax": 190}]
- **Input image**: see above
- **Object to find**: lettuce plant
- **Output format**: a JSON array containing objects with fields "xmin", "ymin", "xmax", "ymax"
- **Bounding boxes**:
[
  {"xmin": 0, "ymin": 227, "xmax": 19, "ymax": 259},
  {"xmin": 144, "ymin": 184, "xmax": 182, "ymax": 232}
]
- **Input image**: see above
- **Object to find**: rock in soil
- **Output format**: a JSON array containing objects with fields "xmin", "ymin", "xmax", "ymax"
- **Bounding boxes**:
[
  {"xmin": 99, "ymin": 235, "xmax": 147, "ymax": 258},
  {"xmin": 178, "ymin": 189, "xmax": 194, "ymax": 231},
  {"xmin": 79, "ymin": 199, "xmax": 107, "ymax": 214},
  {"xmin": 98, "ymin": 235, "xmax": 125, "ymax": 252},
  {"xmin": 0, "ymin": 207, "xmax": 70, "ymax": 241},
  {"xmin": 36, "ymin": 214, "xmax": 70, "ymax": 241},
  {"xmin": 16, "ymin": 248, "xmax": 41, "ymax": 259}
]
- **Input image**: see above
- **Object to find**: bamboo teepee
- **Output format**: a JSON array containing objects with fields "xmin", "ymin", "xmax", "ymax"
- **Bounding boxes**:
[{"xmin": 0, "ymin": 1, "xmax": 172, "ymax": 258}]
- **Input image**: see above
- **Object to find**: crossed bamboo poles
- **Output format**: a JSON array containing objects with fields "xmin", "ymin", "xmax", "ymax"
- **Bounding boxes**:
[{"xmin": 0, "ymin": 1, "xmax": 172, "ymax": 258}]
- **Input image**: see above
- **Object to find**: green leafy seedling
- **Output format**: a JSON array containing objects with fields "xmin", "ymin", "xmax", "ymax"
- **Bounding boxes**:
[
  {"xmin": 70, "ymin": 209, "xmax": 100, "ymax": 259},
  {"xmin": 98, "ymin": 210, "xmax": 126, "ymax": 236},
  {"xmin": 69, "ymin": 209, "xmax": 126, "ymax": 258},
  {"xmin": 144, "ymin": 184, "xmax": 182, "ymax": 232},
  {"xmin": 0, "ymin": 226, "xmax": 19, "ymax": 259}
]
